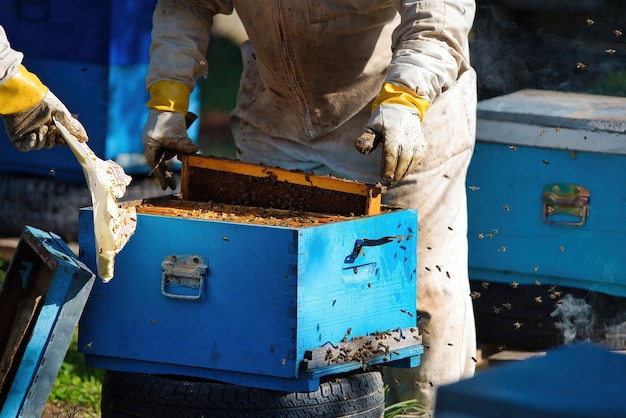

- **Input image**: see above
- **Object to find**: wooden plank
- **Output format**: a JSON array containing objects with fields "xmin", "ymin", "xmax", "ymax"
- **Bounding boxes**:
[
  {"xmin": 301, "ymin": 327, "xmax": 421, "ymax": 371},
  {"xmin": 488, "ymin": 350, "xmax": 546, "ymax": 365}
]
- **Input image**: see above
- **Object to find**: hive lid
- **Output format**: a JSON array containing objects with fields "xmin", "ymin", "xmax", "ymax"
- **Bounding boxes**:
[
  {"xmin": 0, "ymin": 227, "xmax": 95, "ymax": 418},
  {"xmin": 476, "ymin": 89, "xmax": 626, "ymax": 154}
]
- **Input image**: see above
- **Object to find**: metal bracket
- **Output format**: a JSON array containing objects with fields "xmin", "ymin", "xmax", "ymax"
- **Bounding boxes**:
[
  {"xmin": 161, "ymin": 255, "xmax": 208, "ymax": 300},
  {"xmin": 542, "ymin": 183, "xmax": 590, "ymax": 226}
]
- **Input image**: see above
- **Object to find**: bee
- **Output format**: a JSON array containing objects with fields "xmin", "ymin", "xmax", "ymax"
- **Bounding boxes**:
[
  {"xmin": 606, "ymin": 48, "xmax": 617, "ymax": 54},
  {"xmin": 556, "ymin": 127, "xmax": 561, "ymax": 132},
  {"xmin": 341, "ymin": 328, "xmax": 352, "ymax": 343},
  {"xmin": 503, "ymin": 204, "xmax": 510, "ymax": 211},
  {"xmin": 448, "ymin": 226, "xmax": 453, "ymax": 231},
  {"xmin": 487, "ymin": 233, "xmax": 493, "ymax": 239},
  {"xmin": 492, "ymin": 306, "xmax": 501, "ymax": 314},
  {"xmin": 470, "ymin": 291, "xmax": 481, "ymax": 299},
  {"xmin": 395, "ymin": 378, "xmax": 400, "ymax": 386},
  {"xmin": 84, "ymin": 342, "xmax": 93, "ymax": 349},
  {"xmin": 509, "ymin": 145, "xmax": 517, "ymax": 151},
  {"xmin": 222, "ymin": 236, "xmax": 229, "ymax": 241},
  {"xmin": 502, "ymin": 303, "xmax": 512, "ymax": 310},
  {"xmin": 436, "ymin": 265, "xmax": 442, "ymax": 272},
  {"xmin": 576, "ymin": 62, "xmax": 586, "ymax": 70},
  {"xmin": 513, "ymin": 322, "xmax": 523, "ymax": 329},
  {"xmin": 533, "ymin": 266, "xmax": 539, "ymax": 272},
  {"xmin": 482, "ymin": 282, "xmax": 490, "ymax": 289},
  {"xmin": 559, "ymin": 246, "xmax": 565, "ymax": 252},
  {"xmin": 281, "ymin": 358, "xmax": 286, "ymax": 365},
  {"xmin": 615, "ymin": 29, "xmax": 623, "ymax": 37},
  {"xmin": 586, "ymin": 18, "xmax": 594, "ymax": 25},
  {"xmin": 493, "ymin": 229, "xmax": 499, "ymax": 234},
  {"xmin": 539, "ymin": 130, "xmax": 546, "ymax": 136},
  {"xmin": 425, "ymin": 266, "xmax": 431, "ymax": 271},
  {"xmin": 535, "ymin": 280, "xmax": 541, "ymax": 286},
  {"xmin": 498, "ymin": 246, "xmax": 507, "ymax": 252},
  {"xmin": 48, "ymin": 167, "xmax": 56, "ymax": 176},
  {"xmin": 469, "ymin": 185, "xmax": 480, "ymax": 191},
  {"xmin": 535, "ymin": 296, "xmax": 543, "ymax": 303},
  {"xmin": 400, "ymin": 309, "xmax": 414, "ymax": 318},
  {"xmin": 511, "ymin": 281, "xmax": 519, "ymax": 288},
  {"xmin": 446, "ymin": 271, "xmax": 451, "ymax": 279},
  {"xmin": 542, "ymin": 160, "xmax": 551, "ymax": 165},
  {"xmin": 471, "ymin": 356, "xmax": 478, "ymax": 363},
  {"xmin": 477, "ymin": 233, "xmax": 484, "ymax": 239}
]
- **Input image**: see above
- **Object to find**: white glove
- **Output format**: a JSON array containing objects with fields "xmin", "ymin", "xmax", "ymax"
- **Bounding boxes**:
[
  {"xmin": 142, "ymin": 109, "xmax": 199, "ymax": 190},
  {"xmin": 355, "ymin": 104, "xmax": 427, "ymax": 185},
  {"xmin": 3, "ymin": 91, "xmax": 88, "ymax": 151}
]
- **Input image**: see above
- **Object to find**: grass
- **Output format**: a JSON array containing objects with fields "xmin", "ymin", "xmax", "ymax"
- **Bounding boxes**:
[
  {"xmin": 383, "ymin": 385, "xmax": 431, "ymax": 418},
  {"xmin": 384, "ymin": 399, "xmax": 431, "ymax": 417}
]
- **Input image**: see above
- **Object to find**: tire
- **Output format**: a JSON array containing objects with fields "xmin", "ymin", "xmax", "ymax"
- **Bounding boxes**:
[{"xmin": 101, "ymin": 371, "xmax": 385, "ymax": 418}]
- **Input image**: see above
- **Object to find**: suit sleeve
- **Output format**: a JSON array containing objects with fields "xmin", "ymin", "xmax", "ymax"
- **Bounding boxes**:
[
  {"xmin": 387, "ymin": 0, "xmax": 476, "ymax": 105},
  {"xmin": 146, "ymin": 0, "xmax": 234, "ymax": 91},
  {"xmin": 0, "ymin": 26, "xmax": 25, "ymax": 85}
]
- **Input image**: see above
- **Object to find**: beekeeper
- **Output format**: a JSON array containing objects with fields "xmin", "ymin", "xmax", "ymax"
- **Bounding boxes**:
[
  {"xmin": 142, "ymin": 0, "xmax": 477, "ymax": 411},
  {"xmin": 0, "ymin": 26, "xmax": 87, "ymax": 151}
]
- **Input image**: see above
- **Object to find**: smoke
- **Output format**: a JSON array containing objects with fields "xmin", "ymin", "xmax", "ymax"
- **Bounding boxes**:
[
  {"xmin": 471, "ymin": 2, "xmax": 626, "ymax": 100},
  {"xmin": 550, "ymin": 293, "xmax": 626, "ymax": 349},
  {"xmin": 550, "ymin": 294, "xmax": 596, "ymax": 344}
]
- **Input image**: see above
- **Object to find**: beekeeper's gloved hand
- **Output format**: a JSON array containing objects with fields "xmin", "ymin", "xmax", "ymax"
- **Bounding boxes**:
[
  {"xmin": 0, "ymin": 65, "xmax": 88, "ymax": 151},
  {"xmin": 355, "ymin": 83, "xmax": 430, "ymax": 185},
  {"xmin": 143, "ymin": 80, "xmax": 199, "ymax": 190}
]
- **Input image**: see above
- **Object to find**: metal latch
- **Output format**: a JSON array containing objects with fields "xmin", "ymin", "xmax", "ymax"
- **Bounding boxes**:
[
  {"xmin": 542, "ymin": 183, "xmax": 590, "ymax": 226},
  {"xmin": 161, "ymin": 255, "xmax": 208, "ymax": 300}
]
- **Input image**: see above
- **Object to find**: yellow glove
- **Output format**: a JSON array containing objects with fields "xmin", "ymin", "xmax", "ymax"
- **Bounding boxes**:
[
  {"xmin": 0, "ymin": 65, "xmax": 88, "ymax": 151},
  {"xmin": 355, "ymin": 82, "xmax": 430, "ymax": 185},
  {"xmin": 143, "ymin": 80, "xmax": 198, "ymax": 190}
]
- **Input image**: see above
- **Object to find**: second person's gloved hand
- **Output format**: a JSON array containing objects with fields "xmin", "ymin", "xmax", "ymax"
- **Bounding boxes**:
[
  {"xmin": 0, "ymin": 65, "xmax": 88, "ymax": 151},
  {"xmin": 142, "ymin": 80, "xmax": 199, "ymax": 190},
  {"xmin": 355, "ymin": 82, "xmax": 430, "ymax": 185},
  {"xmin": 142, "ymin": 109, "xmax": 199, "ymax": 190}
]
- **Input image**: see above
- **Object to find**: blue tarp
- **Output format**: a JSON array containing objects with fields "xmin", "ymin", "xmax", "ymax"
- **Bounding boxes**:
[{"xmin": 436, "ymin": 343, "xmax": 626, "ymax": 418}]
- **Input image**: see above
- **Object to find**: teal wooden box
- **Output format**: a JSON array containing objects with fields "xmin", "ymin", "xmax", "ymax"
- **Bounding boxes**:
[
  {"xmin": 0, "ymin": 227, "xmax": 95, "ymax": 418},
  {"xmin": 77, "ymin": 200, "xmax": 420, "ymax": 392},
  {"xmin": 467, "ymin": 89, "xmax": 626, "ymax": 297}
]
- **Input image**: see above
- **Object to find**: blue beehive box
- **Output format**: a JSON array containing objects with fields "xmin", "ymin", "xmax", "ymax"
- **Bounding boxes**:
[
  {"xmin": 467, "ymin": 89, "xmax": 626, "ymax": 297},
  {"xmin": 435, "ymin": 343, "xmax": 626, "ymax": 417},
  {"xmin": 0, "ymin": 0, "xmax": 200, "ymax": 181},
  {"xmin": 77, "ymin": 156, "xmax": 422, "ymax": 392},
  {"xmin": 0, "ymin": 226, "xmax": 95, "ymax": 417}
]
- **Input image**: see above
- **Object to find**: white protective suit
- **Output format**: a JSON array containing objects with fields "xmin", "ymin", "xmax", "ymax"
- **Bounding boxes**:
[
  {"xmin": 0, "ymin": 26, "xmax": 23, "ymax": 84},
  {"xmin": 146, "ymin": 0, "xmax": 477, "ymax": 410}
]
